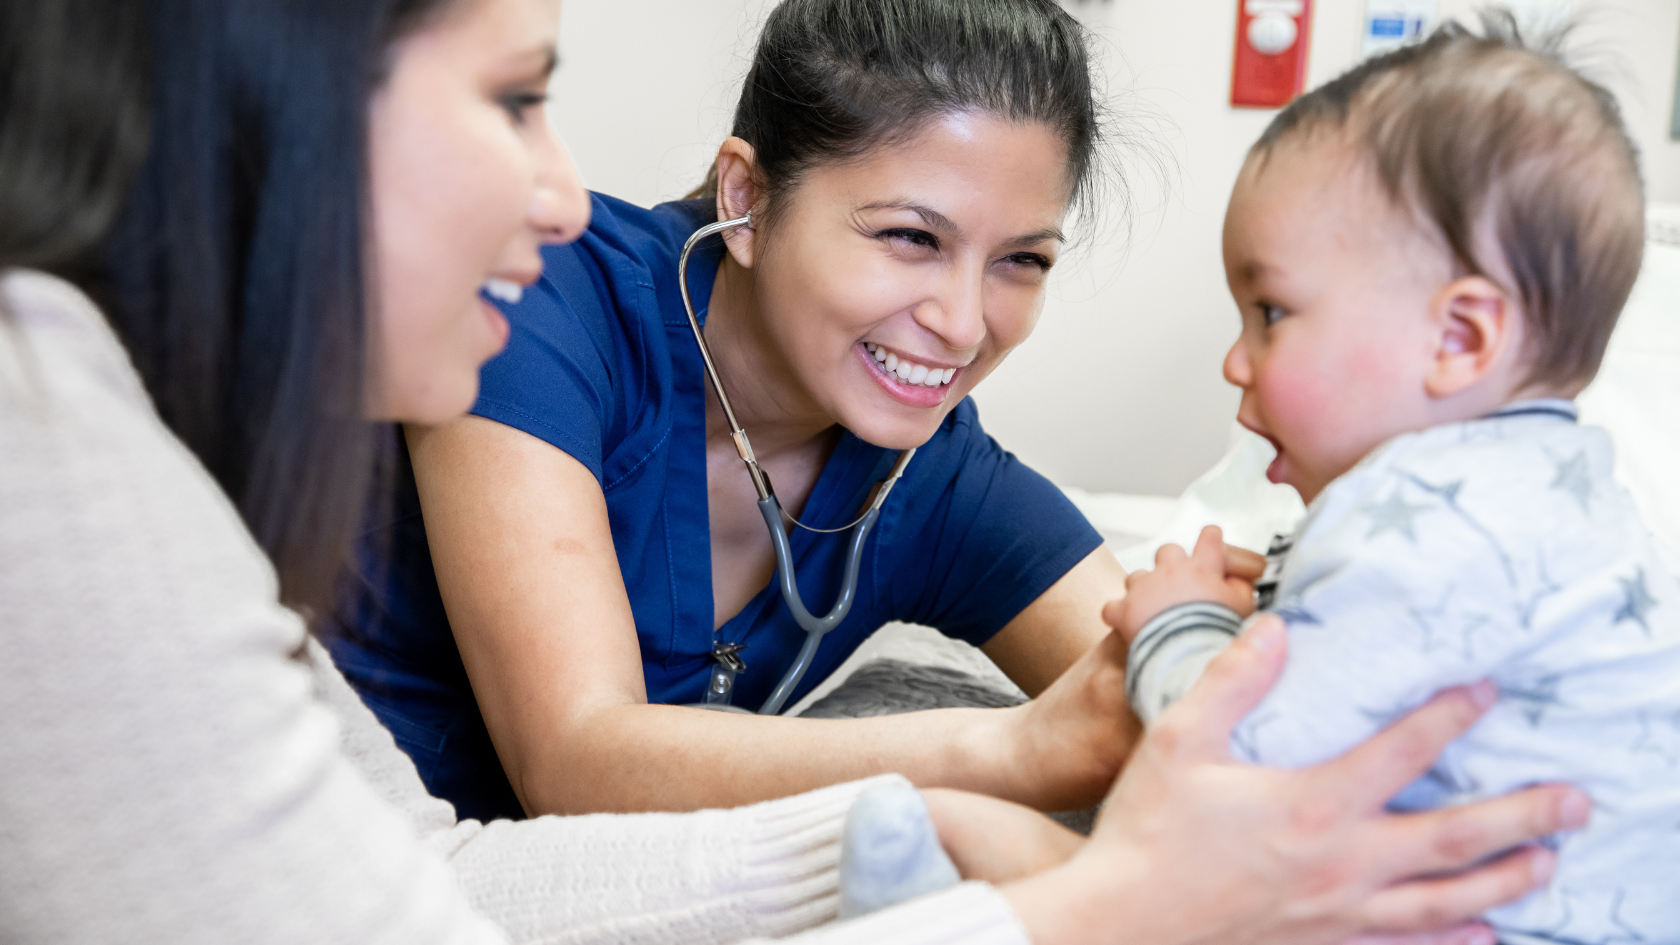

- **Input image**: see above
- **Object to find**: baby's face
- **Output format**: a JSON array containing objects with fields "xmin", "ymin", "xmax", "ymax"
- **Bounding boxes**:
[{"xmin": 1220, "ymin": 138, "xmax": 1453, "ymax": 505}]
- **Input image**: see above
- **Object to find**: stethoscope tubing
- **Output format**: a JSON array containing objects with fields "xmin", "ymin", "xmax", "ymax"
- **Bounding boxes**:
[
  {"xmin": 678, "ymin": 213, "xmax": 913, "ymax": 716},
  {"xmin": 756, "ymin": 499, "xmax": 879, "ymax": 716}
]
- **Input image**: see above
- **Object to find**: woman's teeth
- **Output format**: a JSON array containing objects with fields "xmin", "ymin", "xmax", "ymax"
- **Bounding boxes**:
[
  {"xmin": 483, "ymin": 278, "xmax": 524, "ymax": 305},
  {"xmin": 865, "ymin": 343, "xmax": 957, "ymax": 387}
]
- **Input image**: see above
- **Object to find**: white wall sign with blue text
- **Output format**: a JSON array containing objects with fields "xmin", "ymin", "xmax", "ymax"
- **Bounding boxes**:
[{"xmin": 1361, "ymin": 0, "xmax": 1437, "ymax": 58}]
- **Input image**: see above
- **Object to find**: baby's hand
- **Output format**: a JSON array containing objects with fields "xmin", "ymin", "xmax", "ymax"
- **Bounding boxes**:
[{"xmin": 1103, "ymin": 526, "xmax": 1263, "ymax": 645}]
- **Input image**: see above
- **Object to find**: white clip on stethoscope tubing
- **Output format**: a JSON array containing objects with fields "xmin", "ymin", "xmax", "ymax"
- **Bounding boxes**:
[{"xmin": 677, "ymin": 213, "xmax": 916, "ymax": 715}]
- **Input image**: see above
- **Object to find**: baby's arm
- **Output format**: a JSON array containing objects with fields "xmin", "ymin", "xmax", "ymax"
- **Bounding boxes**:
[
  {"xmin": 1102, "ymin": 526, "xmax": 1263, "ymax": 723},
  {"xmin": 1105, "ymin": 526, "xmax": 1263, "ymax": 643}
]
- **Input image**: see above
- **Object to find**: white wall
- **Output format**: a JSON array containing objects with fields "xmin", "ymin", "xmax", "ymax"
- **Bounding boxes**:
[{"xmin": 552, "ymin": 0, "xmax": 1680, "ymax": 496}]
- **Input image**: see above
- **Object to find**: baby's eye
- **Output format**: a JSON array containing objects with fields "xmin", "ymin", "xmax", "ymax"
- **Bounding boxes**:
[
  {"xmin": 1261, "ymin": 304, "xmax": 1286, "ymax": 326},
  {"xmin": 499, "ymin": 91, "xmax": 548, "ymax": 126}
]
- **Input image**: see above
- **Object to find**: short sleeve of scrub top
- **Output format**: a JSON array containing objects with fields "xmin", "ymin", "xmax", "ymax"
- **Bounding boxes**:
[{"xmin": 326, "ymin": 194, "xmax": 1104, "ymax": 822}]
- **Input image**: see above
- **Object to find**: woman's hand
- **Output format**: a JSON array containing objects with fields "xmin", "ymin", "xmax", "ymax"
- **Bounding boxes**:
[
  {"xmin": 980, "ymin": 538, "xmax": 1264, "ymax": 813},
  {"xmin": 995, "ymin": 627, "xmax": 1142, "ymax": 811},
  {"xmin": 1000, "ymin": 615, "xmax": 1589, "ymax": 945},
  {"xmin": 965, "ymin": 547, "xmax": 1142, "ymax": 812}
]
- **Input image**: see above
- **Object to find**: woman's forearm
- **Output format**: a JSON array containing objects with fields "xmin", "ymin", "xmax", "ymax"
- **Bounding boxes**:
[
  {"xmin": 411, "ymin": 417, "xmax": 1132, "ymax": 816},
  {"xmin": 514, "ymin": 699, "xmax": 1030, "ymax": 815}
]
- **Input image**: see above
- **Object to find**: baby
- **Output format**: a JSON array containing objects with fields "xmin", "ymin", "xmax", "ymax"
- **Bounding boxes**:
[{"xmin": 1109, "ymin": 16, "xmax": 1680, "ymax": 945}]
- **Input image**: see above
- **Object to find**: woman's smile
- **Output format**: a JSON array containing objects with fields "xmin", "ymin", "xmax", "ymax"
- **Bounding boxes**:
[
  {"xmin": 858, "ymin": 341, "xmax": 961, "ymax": 407},
  {"xmin": 709, "ymin": 111, "xmax": 1069, "ymax": 450}
]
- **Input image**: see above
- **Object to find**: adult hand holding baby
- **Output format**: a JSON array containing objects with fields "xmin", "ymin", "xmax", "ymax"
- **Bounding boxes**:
[{"xmin": 996, "ymin": 615, "xmax": 1585, "ymax": 945}]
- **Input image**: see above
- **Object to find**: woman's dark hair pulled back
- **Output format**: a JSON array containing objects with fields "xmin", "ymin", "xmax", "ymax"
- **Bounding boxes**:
[
  {"xmin": 91, "ymin": 0, "xmax": 457, "ymax": 618},
  {"xmin": 708, "ymin": 0, "xmax": 1104, "ymax": 220}
]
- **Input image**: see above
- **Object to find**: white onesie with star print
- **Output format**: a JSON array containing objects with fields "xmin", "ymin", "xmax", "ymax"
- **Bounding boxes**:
[{"xmin": 1125, "ymin": 401, "xmax": 1680, "ymax": 945}]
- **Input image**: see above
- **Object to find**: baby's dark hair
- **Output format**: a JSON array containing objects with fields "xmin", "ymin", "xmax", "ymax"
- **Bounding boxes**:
[{"xmin": 1253, "ymin": 11, "xmax": 1645, "ymax": 389}]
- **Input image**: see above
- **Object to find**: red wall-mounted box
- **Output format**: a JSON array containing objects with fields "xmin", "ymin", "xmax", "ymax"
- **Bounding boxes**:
[{"xmin": 1231, "ymin": 0, "xmax": 1313, "ymax": 109}]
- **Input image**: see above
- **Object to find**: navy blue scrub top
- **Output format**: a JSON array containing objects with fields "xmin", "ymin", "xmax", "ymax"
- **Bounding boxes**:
[{"xmin": 327, "ymin": 194, "xmax": 1103, "ymax": 822}]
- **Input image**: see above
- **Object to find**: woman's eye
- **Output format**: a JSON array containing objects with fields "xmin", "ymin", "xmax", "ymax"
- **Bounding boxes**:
[
  {"xmin": 1261, "ymin": 304, "xmax": 1286, "ymax": 326},
  {"xmin": 879, "ymin": 228, "xmax": 939, "ymax": 251},
  {"xmin": 499, "ymin": 91, "xmax": 548, "ymax": 125},
  {"xmin": 1003, "ymin": 252, "xmax": 1052, "ymax": 272}
]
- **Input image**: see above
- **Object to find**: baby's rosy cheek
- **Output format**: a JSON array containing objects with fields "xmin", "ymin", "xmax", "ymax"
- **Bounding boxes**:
[{"xmin": 1256, "ymin": 369, "xmax": 1331, "ymax": 435}]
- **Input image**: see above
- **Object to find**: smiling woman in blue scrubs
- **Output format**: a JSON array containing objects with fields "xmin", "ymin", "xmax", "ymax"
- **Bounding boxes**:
[{"xmin": 327, "ymin": 0, "xmax": 1145, "ymax": 822}]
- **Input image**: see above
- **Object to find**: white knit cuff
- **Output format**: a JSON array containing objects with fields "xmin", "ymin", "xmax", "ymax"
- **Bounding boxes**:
[
  {"xmin": 448, "ymin": 774, "xmax": 904, "ymax": 945},
  {"xmin": 725, "ymin": 775, "xmax": 902, "ymax": 932}
]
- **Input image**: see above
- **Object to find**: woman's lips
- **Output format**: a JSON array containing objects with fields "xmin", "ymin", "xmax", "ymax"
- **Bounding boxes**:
[
  {"xmin": 865, "ymin": 342, "xmax": 959, "ymax": 388},
  {"xmin": 857, "ymin": 343, "xmax": 958, "ymax": 408}
]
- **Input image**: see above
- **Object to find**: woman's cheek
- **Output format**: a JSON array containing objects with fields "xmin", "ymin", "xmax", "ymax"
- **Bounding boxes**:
[
  {"xmin": 983, "ymin": 274, "xmax": 1046, "ymax": 349},
  {"xmin": 994, "ymin": 301, "xmax": 1039, "ymax": 354},
  {"xmin": 370, "ymin": 279, "xmax": 477, "ymax": 423}
]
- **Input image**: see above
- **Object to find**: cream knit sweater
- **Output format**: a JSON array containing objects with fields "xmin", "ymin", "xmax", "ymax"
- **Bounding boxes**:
[{"xmin": 0, "ymin": 270, "xmax": 1030, "ymax": 945}]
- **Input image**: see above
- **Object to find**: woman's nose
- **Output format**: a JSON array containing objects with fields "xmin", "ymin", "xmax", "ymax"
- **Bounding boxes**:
[
  {"xmin": 530, "ymin": 133, "xmax": 590, "ymax": 245},
  {"xmin": 914, "ymin": 269, "xmax": 987, "ymax": 352}
]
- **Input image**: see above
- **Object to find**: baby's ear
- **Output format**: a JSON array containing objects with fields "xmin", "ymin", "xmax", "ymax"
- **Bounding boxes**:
[
  {"xmin": 713, "ymin": 137, "xmax": 763, "ymax": 269},
  {"xmin": 1424, "ymin": 275, "xmax": 1517, "ymax": 398}
]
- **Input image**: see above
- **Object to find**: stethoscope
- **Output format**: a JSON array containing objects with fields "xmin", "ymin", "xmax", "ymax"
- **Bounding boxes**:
[{"xmin": 678, "ymin": 213, "xmax": 916, "ymax": 715}]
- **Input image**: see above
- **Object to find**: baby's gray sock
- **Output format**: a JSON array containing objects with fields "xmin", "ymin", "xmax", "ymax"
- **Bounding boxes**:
[{"xmin": 837, "ymin": 779, "xmax": 962, "ymax": 919}]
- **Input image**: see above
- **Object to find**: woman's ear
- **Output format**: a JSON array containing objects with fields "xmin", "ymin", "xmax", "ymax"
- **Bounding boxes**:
[
  {"xmin": 713, "ymin": 137, "xmax": 762, "ymax": 269},
  {"xmin": 1424, "ymin": 275, "xmax": 1517, "ymax": 399}
]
